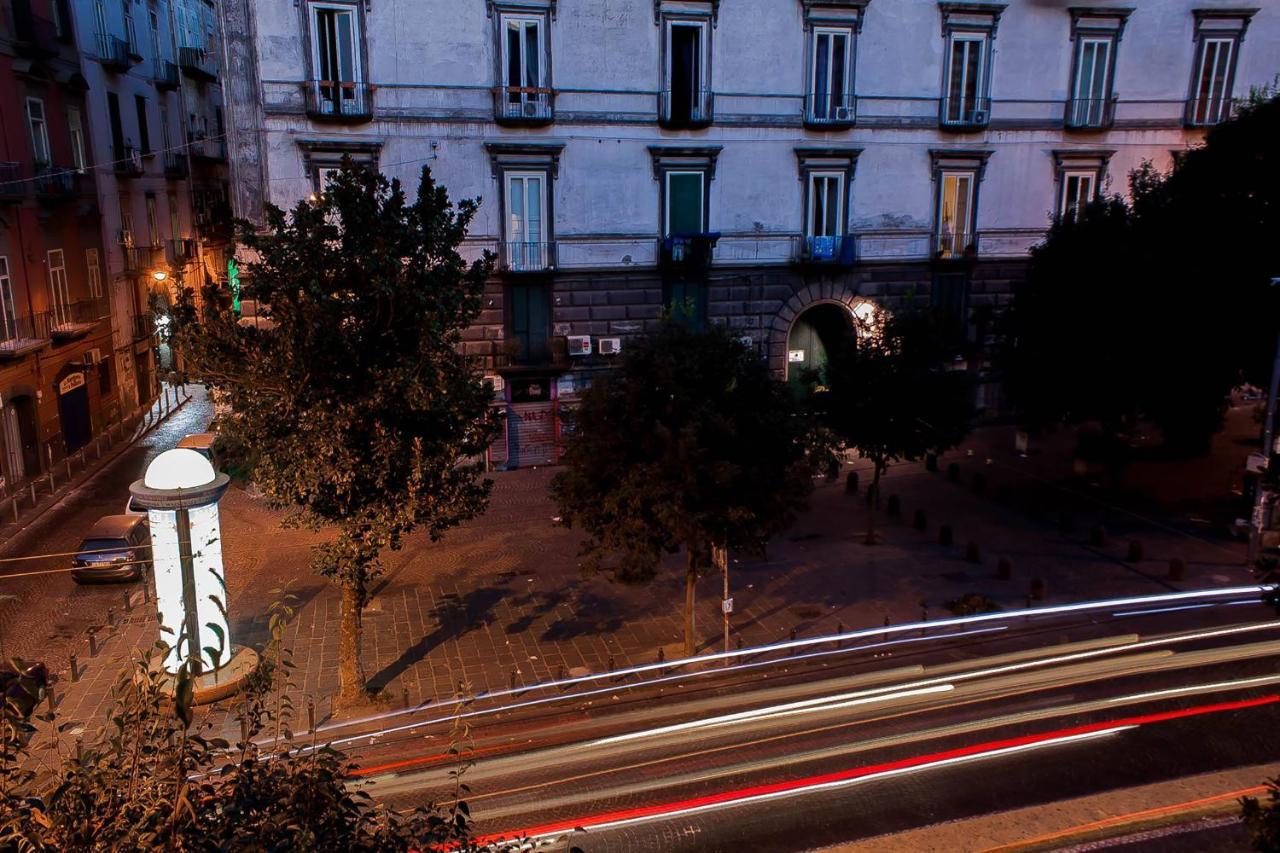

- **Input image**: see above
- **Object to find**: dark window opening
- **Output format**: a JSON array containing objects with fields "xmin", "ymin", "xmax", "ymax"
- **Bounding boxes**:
[
  {"xmin": 107, "ymin": 92, "xmax": 124, "ymax": 152},
  {"xmin": 134, "ymin": 95, "xmax": 150, "ymax": 155},
  {"xmin": 932, "ymin": 273, "xmax": 969, "ymax": 348},
  {"xmin": 669, "ymin": 23, "xmax": 701, "ymax": 123},
  {"xmin": 98, "ymin": 359, "xmax": 111, "ymax": 394},
  {"xmin": 507, "ymin": 283, "xmax": 550, "ymax": 364},
  {"xmin": 664, "ymin": 279, "xmax": 705, "ymax": 329}
]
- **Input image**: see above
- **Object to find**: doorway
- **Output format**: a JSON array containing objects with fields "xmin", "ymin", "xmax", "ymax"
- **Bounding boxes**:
[{"xmin": 786, "ymin": 302, "xmax": 855, "ymax": 388}]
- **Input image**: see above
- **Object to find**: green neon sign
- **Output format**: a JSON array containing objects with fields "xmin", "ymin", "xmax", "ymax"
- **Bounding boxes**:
[{"xmin": 227, "ymin": 257, "xmax": 241, "ymax": 316}]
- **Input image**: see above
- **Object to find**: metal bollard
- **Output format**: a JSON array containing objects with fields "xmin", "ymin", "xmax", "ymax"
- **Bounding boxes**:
[
  {"xmin": 11, "ymin": 497, "xmax": 17, "ymax": 522},
  {"xmin": 557, "ymin": 665, "xmax": 566, "ymax": 681},
  {"xmin": 87, "ymin": 629, "xmax": 98, "ymax": 657},
  {"xmin": 402, "ymin": 687, "xmax": 409, "ymax": 709},
  {"xmin": 657, "ymin": 647, "xmax": 665, "ymax": 664},
  {"xmin": 75, "ymin": 738, "xmax": 83, "ymax": 763},
  {"xmin": 123, "ymin": 591, "xmax": 132, "ymax": 612},
  {"xmin": 307, "ymin": 700, "xmax": 316, "ymax": 734},
  {"xmin": 607, "ymin": 656, "xmax": 615, "ymax": 672},
  {"xmin": 69, "ymin": 653, "xmax": 79, "ymax": 683},
  {"xmin": 789, "ymin": 628, "xmax": 797, "ymax": 655},
  {"xmin": 510, "ymin": 669, "xmax": 518, "ymax": 689},
  {"xmin": 46, "ymin": 684, "xmax": 56, "ymax": 711},
  {"xmin": 106, "ymin": 608, "xmax": 115, "ymax": 628},
  {"xmin": 65, "ymin": 456, "xmax": 71, "ymax": 479},
  {"xmin": 835, "ymin": 621, "xmax": 844, "ymax": 649},
  {"xmin": 29, "ymin": 483, "xmax": 35, "ymax": 505}
]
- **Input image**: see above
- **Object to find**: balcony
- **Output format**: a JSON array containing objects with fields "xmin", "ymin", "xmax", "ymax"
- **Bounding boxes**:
[
  {"xmin": 804, "ymin": 93, "xmax": 856, "ymax": 128},
  {"xmin": 0, "ymin": 162, "xmax": 25, "ymax": 204},
  {"xmin": 304, "ymin": 80, "xmax": 374, "ymax": 122},
  {"xmin": 133, "ymin": 312, "xmax": 156, "ymax": 341},
  {"xmin": 11, "ymin": 1, "xmax": 59, "ymax": 57},
  {"xmin": 113, "ymin": 145, "xmax": 143, "ymax": 177},
  {"xmin": 188, "ymin": 136, "xmax": 227, "ymax": 164},
  {"xmin": 493, "ymin": 88, "xmax": 554, "ymax": 125},
  {"xmin": 178, "ymin": 46, "xmax": 219, "ymax": 82},
  {"xmin": 124, "ymin": 16, "xmax": 141, "ymax": 59},
  {"xmin": 658, "ymin": 233, "xmax": 719, "ymax": 273},
  {"xmin": 154, "ymin": 60, "xmax": 180, "ymax": 91},
  {"xmin": 659, "ymin": 88, "xmax": 714, "ymax": 129},
  {"xmin": 1064, "ymin": 96, "xmax": 1116, "ymax": 130},
  {"xmin": 120, "ymin": 243, "xmax": 160, "ymax": 276},
  {"xmin": 195, "ymin": 203, "xmax": 234, "ymax": 242},
  {"xmin": 33, "ymin": 164, "xmax": 78, "ymax": 202},
  {"xmin": 0, "ymin": 311, "xmax": 50, "ymax": 358},
  {"xmin": 167, "ymin": 237, "xmax": 195, "ymax": 264},
  {"xmin": 47, "ymin": 297, "xmax": 109, "ymax": 340},
  {"xmin": 939, "ymin": 97, "xmax": 992, "ymax": 130},
  {"xmin": 935, "ymin": 230, "xmax": 977, "ymax": 261},
  {"xmin": 1185, "ymin": 96, "xmax": 1236, "ymax": 128},
  {"xmin": 163, "ymin": 152, "xmax": 189, "ymax": 180},
  {"xmin": 499, "ymin": 241, "xmax": 557, "ymax": 274},
  {"xmin": 791, "ymin": 235, "xmax": 857, "ymax": 269},
  {"xmin": 97, "ymin": 32, "xmax": 131, "ymax": 71}
]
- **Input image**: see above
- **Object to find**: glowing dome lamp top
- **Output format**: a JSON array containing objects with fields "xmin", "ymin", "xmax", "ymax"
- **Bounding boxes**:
[{"xmin": 144, "ymin": 448, "xmax": 217, "ymax": 490}]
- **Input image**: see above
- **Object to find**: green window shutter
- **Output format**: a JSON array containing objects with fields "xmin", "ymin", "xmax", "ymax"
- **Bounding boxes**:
[
  {"xmin": 667, "ymin": 172, "xmax": 703, "ymax": 236},
  {"xmin": 510, "ymin": 284, "xmax": 550, "ymax": 363}
]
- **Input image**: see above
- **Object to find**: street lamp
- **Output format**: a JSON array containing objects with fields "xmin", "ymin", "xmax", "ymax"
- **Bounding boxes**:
[
  {"xmin": 129, "ymin": 448, "xmax": 257, "ymax": 703},
  {"xmin": 152, "ymin": 270, "xmax": 169, "ymax": 283}
]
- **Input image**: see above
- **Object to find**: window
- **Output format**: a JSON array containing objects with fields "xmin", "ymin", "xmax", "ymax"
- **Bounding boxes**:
[
  {"xmin": 26, "ymin": 99, "xmax": 50, "ymax": 166},
  {"xmin": 299, "ymin": 139, "xmax": 383, "ymax": 201},
  {"xmin": 147, "ymin": 195, "xmax": 161, "ymax": 245},
  {"xmin": 504, "ymin": 172, "xmax": 549, "ymax": 272},
  {"xmin": 98, "ymin": 359, "xmax": 112, "ymax": 394},
  {"xmin": 135, "ymin": 95, "xmax": 151, "ymax": 155},
  {"xmin": 310, "ymin": 2, "xmax": 364, "ymax": 116},
  {"xmin": 48, "ymin": 250, "xmax": 70, "ymax": 328},
  {"xmin": 1060, "ymin": 171, "xmax": 1095, "ymax": 221},
  {"xmin": 662, "ymin": 18, "xmax": 710, "ymax": 126},
  {"xmin": 807, "ymin": 173, "xmax": 844, "ymax": 239},
  {"xmin": 937, "ymin": 171, "xmax": 975, "ymax": 257},
  {"xmin": 943, "ymin": 35, "xmax": 987, "ymax": 125},
  {"xmin": 124, "ymin": 2, "xmax": 137, "ymax": 53},
  {"xmin": 664, "ymin": 279, "xmax": 705, "ymax": 329},
  {"xmin": 506, "ymin": 283, "xmax": 550, "ymax": 364},
  {"xmin": 938, "ymin": 3, "xmax": 1000, "ymax": 128},
  {"xmin": 1186, "ymin": 11, "xmax": 1255, "ymax": 126},
  {"xmin": 149, "ymin": 8, "xmax": 161, "ymax": 63},
  {"xmin": 930, "ymin": 150, "xmax": 990, "ymax": 257},
  {"xmin": 931, "ymin": 272, "xmax": 968, "ymax": 348},
  {"xmin": 86, "ymin": 249, "xmax": 102, "ymax": 298},
  {"xmin": 498, "ymin": 14, "xmax": 549, "ymax": 121},
  {"xmin": 119, "ymin": 200, "xmax": 135, "ymax": 246},
  {"xmin": 106, "ymin": 92, "xmax": 124, "ymax": 153},
  {"xmin": 795, "ymin": 147, "xmax": 859, "ymax": 263},
  {"xmin": 67, "ymin": 107, "xmax": 87, "ymax": 172},
  {"xmin": 665, "ymin": 171, "xmax": 705, "ymax": 237},
  {"xmin": 0, "ymin": 257, "xmax": 16, "ymax": 343},
  {"xmin": 1066, "ymin": 10, "xmax": 1127, "ymax": 129},
  {"xmin": 168, "ymin": 192, "xmax": 181, "ymax": 240},
  {"xmin": 809, "ymin": 28, "xmax": 853, "ymax": 123}
]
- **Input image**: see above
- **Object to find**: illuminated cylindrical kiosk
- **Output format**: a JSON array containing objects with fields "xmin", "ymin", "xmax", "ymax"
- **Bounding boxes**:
[{"xmin": 130, "ymin": 448, "xmax": 257, "ymax": 702}]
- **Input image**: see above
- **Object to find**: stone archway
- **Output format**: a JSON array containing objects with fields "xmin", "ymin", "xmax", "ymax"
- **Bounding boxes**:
[{"xmin": 768, "ymin": 287, "xmax": 876, "ymax": 381}]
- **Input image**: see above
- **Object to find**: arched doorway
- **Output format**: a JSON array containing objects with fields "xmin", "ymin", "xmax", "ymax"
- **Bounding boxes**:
[
  {"xmin": 4, "ymin": 394, "xmax": 38, "ymax": 480},
  {"xmin": 786, "ymin": 302, "xmax": 854, "ymax": 388}
]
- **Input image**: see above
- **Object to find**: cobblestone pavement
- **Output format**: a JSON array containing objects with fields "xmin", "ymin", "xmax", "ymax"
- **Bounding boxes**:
[{"xmin": 25, "ymin": 397, "xmax": 1257, "ymax": 747}]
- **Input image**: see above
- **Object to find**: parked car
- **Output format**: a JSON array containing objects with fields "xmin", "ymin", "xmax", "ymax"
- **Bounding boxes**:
[
  {"xmin": 123, "ymin": 493, "xmax": 146, "ymax": 517},
  {"xmin": 177, "ymin": 432, "xmax": 217, "ymax": 462},
  {"xmin": 71, "ymin": 515, "xmax": 149, "ymax": 583}
]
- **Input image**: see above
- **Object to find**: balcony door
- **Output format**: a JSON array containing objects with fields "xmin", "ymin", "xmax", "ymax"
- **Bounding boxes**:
[
  {"xmin": 666, "ymin": 21, "xmax": 705, "ymax": 123},
  {"xmin": 502, "ymin": 16, "xmax": 545, "ymax": 115},
  {"xmin": 505, "ymin": 172, "xmax": 546, "ymax": 272},
  {"xmin": 47, "ymin": 249, "xmax": 71, "ymax": 328},
  {"xmin": 1071, "ymin": 37, "xmax": 1111, "ymax": 126},
  {"xmin": 944, "ymin": 34, "xmax": 986, "ymax": 123},
  {"xmin": 311, "ymin": 3, "xmax": 362, "ymax": 115},
  {"xmin": 0, "ymin": 257, "xmax": 16, "ymax": 343},
  {"xmin": 937, "ymin": 171, "xmax": 975, "ymax": 258},
  {"xmin": 811, "ymin": 28, "xmax": 851, "ymax": 121}
]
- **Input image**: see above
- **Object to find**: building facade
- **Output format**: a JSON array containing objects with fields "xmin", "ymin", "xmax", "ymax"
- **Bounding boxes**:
[
  {"xmin": 0, "ymin": 0, "xmax": 114, "ymax": 488},
  {"xmin": 71, "ymin": 0, "xmax": 232, "ymax": 411},
  {"xmin": 220, "ymin": 0, "xmax": 1277, "ymax": 468}
]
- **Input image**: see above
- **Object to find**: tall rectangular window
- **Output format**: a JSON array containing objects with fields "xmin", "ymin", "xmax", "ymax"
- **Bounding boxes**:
[
  {"xmin": 807, "ymin": 173, "xmax": 843, "ymax": 239},
  {"xmin": 501, "ymin": 16, "xmax": 545, "ymax": 115},
  {"xmin": 0, "ymin": 257, "xmax": 16, "ymax": 343},
  {"xmin": 168, "ymin": 192, "xmax": 181, "ymax": 240},
  {"xmin": 26, "ymin": 99, "xmax": 50, "ymax": 166},
  {"xmin": 504, "ymin": 172, "xmax": 548, "ymax": 272},
  {"xmin": 943, "ymin": 34, "xmax": 987, "ymax": 125},
  {"xmin": 1190, "ymin": 37, "xmax": 1235, "ymax": 125},
  {"xmin": 937, "ymin": 171, "xmax": 975, "ymax": 258},
  {"xmin": 1060, "ymin": 171, "xmax": 1095, "ymax": 221},
  {"xmin": 663, "ymin": 19, "xmax": 709, "ymax": 125},
  {"xmin": 311, "ymin": 3, "xmax": 362, "ymax": 115},
  {"xmin": 147, "ymin": 195, "xmax": 161, "ymax": 245},
  {"xmin": 664, "ymin": 171, "xmax": 705, "ymax": 237},
  {"xmin": 810, "ymin": 28, "xmax": 852, "ymax": 122},
  {"xmin": 107, "ymin": 92, "xmax": 124, "ymax": 153},
  {"xmin": 1070, "ymin": 37, "xmax": 1112, "ymax": 127},
  {"xmin": 124, "ymin": 1, "xmax": 137, "ymax": 53},
  {"xmin": 47, "ymin": 250, "xmax": 70, "ymax": 327},
  {"xmin": 67, "ymin": 106, "xmax": 87, "ymax": 172},
  {"xmin": 507, "ymin": 283, "xmax": 550, "ymax": 364},
  {"xmin": 86, "ymin": 249, "xmax": 102, "ymax": 298},
  {"xmin": 135, "ymin": 95, "xmax": 151, "ymax": 155}
]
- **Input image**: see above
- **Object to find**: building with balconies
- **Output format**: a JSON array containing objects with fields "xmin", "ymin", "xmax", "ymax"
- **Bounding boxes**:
[
  {"xmin": 0, "ymin": 0, "xmax": 117, "ymax": 488},
  {"xmin": 69, "ymin": 0, "xmax": 230, "ymax": 410},
  {"xmin": 220, "ymin": 0, "xmax": 1278, "ymax": 469}
]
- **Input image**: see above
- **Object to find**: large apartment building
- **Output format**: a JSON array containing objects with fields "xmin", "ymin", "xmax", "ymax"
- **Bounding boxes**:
[
  {"xmin": 220, "ymin": 0, "xmax": 1277, "ymax": 469},
  {"xmin": 0, "ymin": 0, "xmax": 113, "ymax": 488}
]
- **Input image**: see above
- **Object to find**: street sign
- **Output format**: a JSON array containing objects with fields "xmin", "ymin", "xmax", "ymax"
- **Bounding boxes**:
[{"xmin": 722, "ymin": 597, "xmax": 733, "ymax": 614}]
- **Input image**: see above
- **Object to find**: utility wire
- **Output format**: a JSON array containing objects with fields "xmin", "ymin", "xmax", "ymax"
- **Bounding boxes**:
[{"xmin": 0, "ymin": 132, "xmax": 231, "ymax": 189}]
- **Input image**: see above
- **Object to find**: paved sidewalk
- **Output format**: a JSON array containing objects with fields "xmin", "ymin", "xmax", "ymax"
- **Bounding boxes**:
[{"xmin": 27, "ymin": 401, "xmax": 1256, "ymax": 757}]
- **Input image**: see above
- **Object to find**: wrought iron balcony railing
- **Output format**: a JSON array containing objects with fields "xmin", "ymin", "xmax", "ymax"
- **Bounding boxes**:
[
  {"xmin": 47, "ymin": 297, "xmax": 109, "ymax": 339},
  {"xmin": 154, "ymin": 60, "xmax": 180, "ymax": 90},
  {"xmin": 178, "ymin": 45, "xmax": 218, "ymax": 81},
  {"xmin": 1185, "ymin": 96, "xmax": 1236, "ymax": 127},
  {"xmin": 163, "ymin": 152, "xmax": 189, "ymax": 179},
  {"xmin": 187, "ymin": 135, "xmax": 227, "ymax": 163},
  {"xmin": 1064, "ymin": 96, "xmax": 1116, "ymax": 129},
  {"xmin": 804, "ymin": 93, "xmax": 856, "ymax": 127},
  {"xmin": 500, "ymin": 241, "xmax": 557, "ymax": 273},
  {"xmin": 113, "ymin": 145, "xmax": 143, "ymax": 177},
  {"xmin": 658, "ymin": 233, "xmax": 719, "ymax": 271},
  {"xmin": 97, "ymin": 32, "xmax": 131, "ymax": 71},
  {"xmin": 939, "ymin": 97, "xmax": 992, "ymax": 129},
  {"xmin": 659, "ymin": 88, "xmax": 714, "ymax": 128},
  {"xmin": 935, "ymin": 229, "xmax": 978, "ymax": 260},
  {"xmin": 0, "ymin": 162, "xmax": 25, "ymax": 203},
  {"xmin": 303, "ymin": 79, "xmax": 374, "ymax": 121},
  {"xmin": 33, "ymin": 164, "xmax": 78, "ymax": 201},
  {"xmin": 493, "ymin": 87, "xmax": 554, "ymax": 124},
  {"xmin": 792, "ymin": 234, "xmax": 857, "ymax": 267},
  {"xmin": 11, "ymin": 0, "xmax": 59, "ymax": 56}
]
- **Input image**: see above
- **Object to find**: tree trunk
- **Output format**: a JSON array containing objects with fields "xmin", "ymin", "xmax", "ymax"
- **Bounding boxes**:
[
  {"xmin": 683, "ymin": 549, "xmax": 699, "ymax": 658},
  {"xmin": 337, "ymin": 578, "xmax": 368, "ymax": 708},
  {"xmin": 865, "ymin": 460, "xmax": 884, "ymax": 545}
]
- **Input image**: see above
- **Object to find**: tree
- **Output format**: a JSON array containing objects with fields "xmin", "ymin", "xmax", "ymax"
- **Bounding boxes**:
[
  {"xmin": 1003, "ymin": 94, "xmax": 1280, "ymax": 457},
  {"xmin": 818, "ymin": 308, "xmax": 974, "ymax": 544},
  {"xmin": 551, "ymin": 322, "xmax": 832, "ymax": 657},
  {"xmin": 1242, "ymin": 778, "xmax": 1280, "ymax": 852},
  {"xmin": 174, "ymin": 162, "xmax": 500, "ymax": 708}
]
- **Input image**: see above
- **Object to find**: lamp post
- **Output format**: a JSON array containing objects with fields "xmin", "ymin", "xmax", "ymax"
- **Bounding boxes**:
[{"xmin": 130, "ymin": 448, "xmax": 257, "ymax": 702}]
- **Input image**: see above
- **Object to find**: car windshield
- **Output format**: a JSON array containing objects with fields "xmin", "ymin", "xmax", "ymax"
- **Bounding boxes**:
[{"xmin": 78, "ymin": 538, "xmax": 131, "ymax": 555}]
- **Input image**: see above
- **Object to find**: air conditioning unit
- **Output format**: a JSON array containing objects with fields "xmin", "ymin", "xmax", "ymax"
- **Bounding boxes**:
[
  {"xmin": 738, "ymin": 336, "xmax": 755, "ymax": 349},
  {"xmin": 566, "ymin": 335, "xmax": 592, "ymax": 356},
  {"xmin": 83, "ymin": 348, "xmax": 102, "ymax": 365},
  {"xmin": 598, "ymin": 337, "xmax": 622, "ymax": 356},
  {"xmin": 970, "ymin": 108, "xmax": 990, "ymax": 125},
  {"xmin": 834, "ymin": 106, "xmax": 854, "ymax": 121}
]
